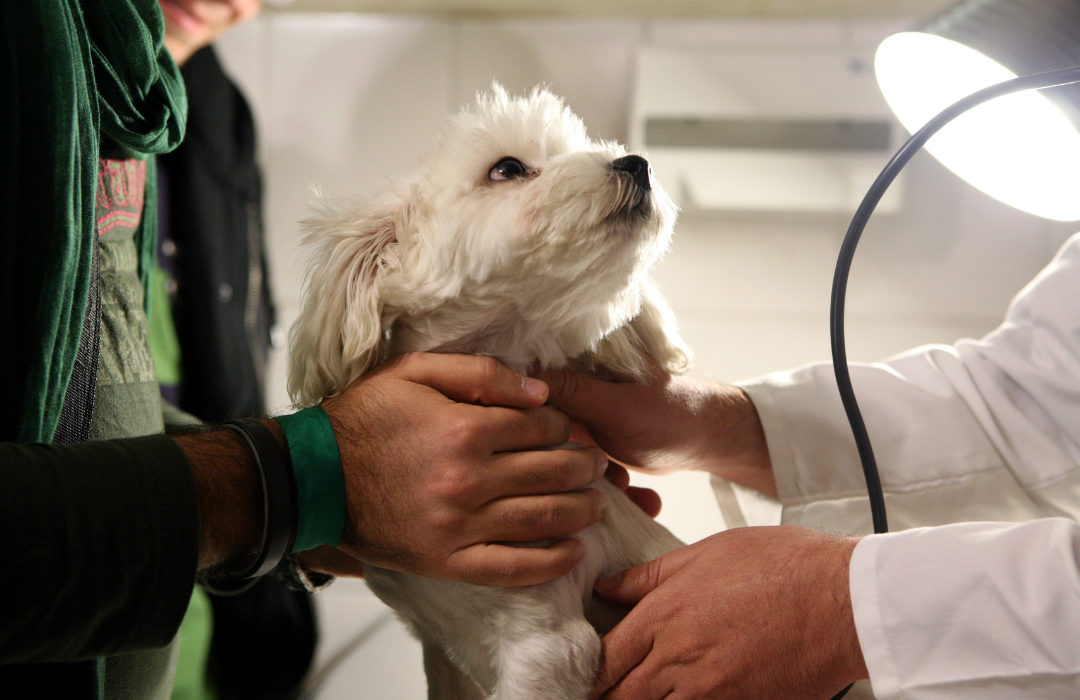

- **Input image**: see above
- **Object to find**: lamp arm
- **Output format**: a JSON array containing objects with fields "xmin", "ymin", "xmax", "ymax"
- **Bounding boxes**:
[{"xmin": 830, "ymin": 63, "xmax": 1080, "ymax": 538}]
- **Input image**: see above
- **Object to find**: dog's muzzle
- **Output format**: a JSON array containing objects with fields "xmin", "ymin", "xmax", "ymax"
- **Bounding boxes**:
[{"xmin": 610, "ymin": 155, "xmax": 652, "ymax": 215}]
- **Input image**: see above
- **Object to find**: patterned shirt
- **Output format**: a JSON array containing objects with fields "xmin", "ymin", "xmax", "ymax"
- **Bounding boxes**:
[{"xmin": 89, "ymin": 155, "xmax": 165, "ymax": 442}]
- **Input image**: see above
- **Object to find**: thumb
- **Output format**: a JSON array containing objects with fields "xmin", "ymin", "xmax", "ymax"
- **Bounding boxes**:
[
  {"xmin": 596, "ymin": 544, "xmax": 695, "ymax": 604},
  {"xmin": 596, "ymin": 553, "xmax": 669, "ymax": 604},
  {"xmin": 394, "ymin": 353, "xmax": 548, "ymax": 408}
]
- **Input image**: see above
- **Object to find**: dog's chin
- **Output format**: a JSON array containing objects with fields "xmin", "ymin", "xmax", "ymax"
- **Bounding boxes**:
[
  {"xmin": 627, "ymin": 191, "xmax": 651, "ymax": 218},
  {"xmin": 606, "ymin": 175, "xmax": 651, "ymax": 218},
  {"xmin": 604, "ymin": 191, "xmax": 653, "ymax": 228}
]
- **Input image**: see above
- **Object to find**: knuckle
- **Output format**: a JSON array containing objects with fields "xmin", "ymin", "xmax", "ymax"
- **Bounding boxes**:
[
  {"xmin": 529, "ymin": 407, "xmax": 569, "ymax": 447},
  {"xmin": 430, "ymin": 463, "xmax": 477, "ymax": 504},
  {"xmin": 537, "ymin": 497, "xmax": 562, "ymax": 531},
  {"xmin": 526, "ymin": 409, "xmax": 546, "ymax": 445},
  {"xmin": 444, "ymin": 411, "xmax": 483, "ymax": 449},
  {"xmin": 508, "ymin": 497, "xmax": 561, "ymax": 534},
  {"xmin": 497, "ymin": 557, "xmax": 528, "ymax": 585},
  {"xmin": 559, "ymin": 369, "xmax": 582, "ymax": 403},
  {"xmin": 549, "ymin": 452, "xmax": 573, "ymax": 491},
  {"xmin": 592, "ymin": 487, "xmax": 609, "ymax": 518},
  {"xmin": 546, "ymin": 407, "xmax": 572, "ymax": 443},
  {"xmin": 476, "ymin": 355, "xmax": 503, "ymax": 388},
  {"xmin": 645, "ymin": 558, "xmax": 665, "ymax": 593},
  {"xmin": 586, "ymin": 446, "xmax": 608, "ymax": 474},
  {"xmin": 544, "ymin": 368, "xmax": 573, "ymax": 401},
  {"xmin": 445, "ymin": 550, "xmax": 479, "ymax": 583},
  {"xmin": 427, "ymin": 499, "xmax": 468, "ymax": 531}
]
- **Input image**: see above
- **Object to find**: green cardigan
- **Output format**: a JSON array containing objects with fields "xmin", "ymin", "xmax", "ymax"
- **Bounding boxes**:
[{"xmin": 0, "ymin": 0, "xmax": 185, "ymax": 444}]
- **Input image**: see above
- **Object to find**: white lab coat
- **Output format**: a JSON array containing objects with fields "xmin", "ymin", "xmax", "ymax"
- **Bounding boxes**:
[{"xmin": 736, "ymin": 233, "xmax": 1080, "ymax": 698}]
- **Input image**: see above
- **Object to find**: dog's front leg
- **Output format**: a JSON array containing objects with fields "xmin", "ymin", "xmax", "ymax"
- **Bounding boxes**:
[
  {"xmin": 422, "ymin": 638, "xmax": 487, "ymax": 700},
  {"xmin": 489, "ymin": 580, "xmax": 601, "ymax": 700}
]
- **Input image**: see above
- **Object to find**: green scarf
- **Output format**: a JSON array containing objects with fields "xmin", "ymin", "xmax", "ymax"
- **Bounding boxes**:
[{"xmin": 0, "ymin": 0, "xmax": 186, "ymax": 444}]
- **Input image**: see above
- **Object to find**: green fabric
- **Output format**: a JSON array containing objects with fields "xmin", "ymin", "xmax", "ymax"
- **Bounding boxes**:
[
  {"xmin": 161, "ymin": 398, "xmax": 204, "ymax": 429},
  {"xmin": 85, "ymin": 2, "xmax": 186, "ymax": 158},
  {"xmin": 170, "ymin": 589, "xmax": 217, "ymax": 700},
  {"xmin": 0, "ymin": 0, "xmax": 185, "ymax": 445},
  {"xmin": 0, "ymin": 2, "xmax": 192, "ymax": 696},
  {"xmin": 278, "ymin": 406, "xmax": 347, "ymax": 552},
  {"xmin": 148, "ymin": 260, "xmax": 183, "ymax": 388}
]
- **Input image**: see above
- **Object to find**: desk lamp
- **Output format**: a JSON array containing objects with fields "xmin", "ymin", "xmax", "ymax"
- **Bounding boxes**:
[{"xmin": 876, "ymin": 0, "xmax": 1080, "ymax": 221}]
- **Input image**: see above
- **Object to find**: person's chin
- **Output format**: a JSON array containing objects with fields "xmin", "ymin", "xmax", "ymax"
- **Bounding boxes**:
[{"xmin": 160, "ymin": 0, "xmax": 208, "ymax": 36}]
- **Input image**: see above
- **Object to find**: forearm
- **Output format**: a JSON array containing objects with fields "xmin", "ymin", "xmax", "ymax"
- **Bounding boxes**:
[
  {"xmin": 740, "ymin": 234, "xmax": 1080, "ymax": 531},
  {"xmin": 696, "ymin": 383, "xmax": 776, "ymax": 497},
  {"xmin": 171, "ymin": 422, "xmax": 273, "ymax": 578}
]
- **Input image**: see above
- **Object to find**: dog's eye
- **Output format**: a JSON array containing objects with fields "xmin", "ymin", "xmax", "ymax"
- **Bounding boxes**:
[{"xmin": 488, "ymin": 157, "xmax": 528, "ymax": 181}]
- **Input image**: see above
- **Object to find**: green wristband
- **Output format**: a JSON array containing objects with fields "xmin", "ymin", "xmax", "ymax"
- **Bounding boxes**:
[{"xmin": 276, "ymin": 406, "xmax": 346, "ymax": 552}]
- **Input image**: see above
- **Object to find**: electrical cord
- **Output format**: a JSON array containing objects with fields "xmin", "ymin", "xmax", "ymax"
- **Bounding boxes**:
[{"xmin": 827, "ymin": 63, "xmax": 1080, "ymax": 700}]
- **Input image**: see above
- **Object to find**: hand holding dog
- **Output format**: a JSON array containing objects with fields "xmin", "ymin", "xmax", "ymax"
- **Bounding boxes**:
[
  {"xmin": 538, "ymin": 364, "xmax": 778, "ymax": 497},
  {"xmin": 320, "ymin": 352, "xmax": 609, "ymax": 587},
  {"xmin": 589, "ymin": 526, "xmax": 868, "ymax": 700}
]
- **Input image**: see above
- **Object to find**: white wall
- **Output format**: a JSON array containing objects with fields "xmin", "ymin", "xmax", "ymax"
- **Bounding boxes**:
[{"xmin": 216, "ymin": 15, "xmax": 1080, "ymax": 699}]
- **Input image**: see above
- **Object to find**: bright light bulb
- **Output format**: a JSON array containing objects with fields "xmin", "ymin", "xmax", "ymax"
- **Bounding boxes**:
[{"xmin": 875, "ymin": 32, "xmax": 1080, "ymax": 221}]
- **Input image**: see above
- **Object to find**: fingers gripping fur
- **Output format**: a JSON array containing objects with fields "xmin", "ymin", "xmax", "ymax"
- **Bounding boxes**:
[
  {"xmin": 586, "ymin": 281, "xmax": 691, "ymax": 380},
  {"xmin": 288, "ymin": 197, "xmax": 402, "ymax": 406}
]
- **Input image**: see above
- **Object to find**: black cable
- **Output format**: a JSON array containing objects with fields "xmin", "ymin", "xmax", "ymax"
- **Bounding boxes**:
[{"xmin": 827, "ymin": 63, "xmax": 1080, "ymax": 700}]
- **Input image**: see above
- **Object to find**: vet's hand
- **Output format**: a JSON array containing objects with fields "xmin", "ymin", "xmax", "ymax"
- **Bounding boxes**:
[
  {"xmin": 588, "ymin": 526, "xmax": 867, "ymax": 700},
  {"xmin": 537, "ymin": 363, "xmax": 777, "ymax": 497},
  {"xmin": 322, "ymin": 352, "xmax": 609, "ymax": 587}
]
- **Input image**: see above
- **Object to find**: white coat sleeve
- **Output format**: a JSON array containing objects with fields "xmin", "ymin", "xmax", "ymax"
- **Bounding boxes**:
[
  {"xmin": 738, "ymin": 232, "xmax": 1080, "ymax": 534},
  {"xmin": 850, "ymin": 519, "xmax": 1080, "ymax": 699},
  {"xmin": 732, "ymin": 233, "xmax": 1080, "ymax": 699}
]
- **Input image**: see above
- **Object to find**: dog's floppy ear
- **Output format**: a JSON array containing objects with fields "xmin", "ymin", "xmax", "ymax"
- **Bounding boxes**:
[
  {"xmin": 288, "ymin": 193, "xmax": 405, "ymax": 407},
  {"xmin": 584, "ymin": 282, "xmax": 692, "ymax": 380}
]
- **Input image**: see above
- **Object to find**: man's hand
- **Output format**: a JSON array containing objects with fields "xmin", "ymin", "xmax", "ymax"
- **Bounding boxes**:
[
  {"xmin": 537, "ymin": 364, "xmax": 777, "ymax": 496},
  {"xmin": 296, "ymin": 464, "xmax": 661, "ymax": 579},
  {"xmin": 321, "ymin": 353, "xmax": 609, "ymax": 587},
  {"xmin": 590, "ymin": 526, "xmax": 868, "ymax": 700}
]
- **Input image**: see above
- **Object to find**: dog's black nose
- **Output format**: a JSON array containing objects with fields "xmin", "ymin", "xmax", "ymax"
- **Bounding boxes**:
[{"xmin": 611, "ymin": 155, "xmax": 651, "ymax": 191}]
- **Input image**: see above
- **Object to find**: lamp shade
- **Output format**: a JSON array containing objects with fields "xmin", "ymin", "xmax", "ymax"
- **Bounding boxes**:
[{"xmin": 875, "ymin": 0, "xmax": 1080, "ymax": 221}]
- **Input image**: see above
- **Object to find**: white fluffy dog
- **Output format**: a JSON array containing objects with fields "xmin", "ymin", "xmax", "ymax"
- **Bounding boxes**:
[{"xmin": 289, "ymin": 85, "xmax": 689, "ymax": 700}]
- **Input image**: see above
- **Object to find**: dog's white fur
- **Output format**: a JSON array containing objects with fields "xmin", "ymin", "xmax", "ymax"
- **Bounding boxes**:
[{"xmin": 289, "ymin": 85, "xmax": 688, "ymax": 700}]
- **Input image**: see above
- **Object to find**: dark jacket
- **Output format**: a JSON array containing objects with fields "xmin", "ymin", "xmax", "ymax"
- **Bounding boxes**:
[{"xmin": 158, "ymin": 45, "xmax": 275, "ymax": 423}]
